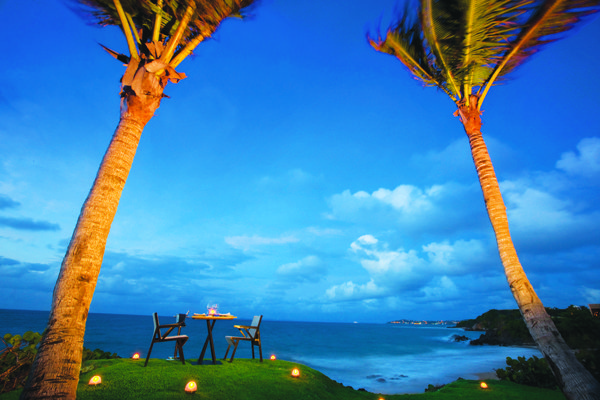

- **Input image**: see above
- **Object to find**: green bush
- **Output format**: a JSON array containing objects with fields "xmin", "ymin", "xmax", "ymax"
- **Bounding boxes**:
[
  {"xmin": 496, "ymin": 355, "xmax": 558, "ymax": 389},
  {"xmin": 1, "ymin": 332, "xmax": 120, "ymax": 393},
  {"xmin": 82, "ymin": 347, "xmax": 120, "ymax": 362},
  {"xmin": 0, "ymin": 332, "xmax": 42, "ymax": 393}
]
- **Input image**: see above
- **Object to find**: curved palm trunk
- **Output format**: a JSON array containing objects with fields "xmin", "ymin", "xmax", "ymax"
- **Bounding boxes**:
[
  {"xmin": 458, "ymin": 97, "xmax": 600, "ymax": 400},
  {"xmin": 21, "ymin": 66, "xmax": 164, "ymax": 400}
]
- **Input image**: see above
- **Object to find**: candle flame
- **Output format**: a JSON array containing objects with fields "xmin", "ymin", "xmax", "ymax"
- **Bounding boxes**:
[{"xmin": 185, "ymin": 381, "xmax": 197, "ymax": 392}]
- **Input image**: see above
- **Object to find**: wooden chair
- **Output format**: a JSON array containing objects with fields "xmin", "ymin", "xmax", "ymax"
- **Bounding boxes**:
[
  {"xmin": 223, "ymin": 315, "xmax": 263, "ymax": 362},
  {"xmin": 144, "ymin": 312, "xmax": 188, "ymax": 366}
]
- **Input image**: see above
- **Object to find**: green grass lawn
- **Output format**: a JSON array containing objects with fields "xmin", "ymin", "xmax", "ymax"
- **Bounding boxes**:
[{"xmin": 1, "ymin": 358, "xmax": 566, "ymax": 400}]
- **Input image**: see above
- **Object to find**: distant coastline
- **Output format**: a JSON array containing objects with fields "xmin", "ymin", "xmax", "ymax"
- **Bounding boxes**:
[{"xmin": 387, "ymin": 319, "xmax": 461, "ymax": 326}]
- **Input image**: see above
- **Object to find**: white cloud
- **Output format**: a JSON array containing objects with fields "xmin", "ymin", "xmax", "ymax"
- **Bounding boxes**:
[
  {"xmin": 329, "ymin": 185, "xmax": 435, "ymax": 217},
  {"xmin": 371, "ymin": 185, "xmax": 436, "ymax": 213},
  {"xmin": 419, "ymin": 276, "xmax": 459, "ymax": 300},
  {"xmin": 556, "ymin": 137, "xmax": 600, "ymax": 177},
  {"xmin": 225, "ymin": 234, "xmax": 299, "ymax": 251},
  {"xmin": 327, "ymin": 235, "xmax": 488, "ymax": 302},
  {"xmin": 582, "ymin": 287, "xmax": 600, "ymax": 304},
  {"xmin": 500, "ymin": 181, "xmax": 600, "ymax": 251},
  {"xmin": 325, "ymin": 279, "xmax": 383, "ymax": 300},
  {"xmin": 423, "ymin": 239, "xmax": 487, "ymax": 274},
  {"xmin": 326, "ymin": 182, "xmax": 485, "ymax": 237},
  {"xmin": 277, "ymin": 255, "xmax": 325, "ymax": 282}
]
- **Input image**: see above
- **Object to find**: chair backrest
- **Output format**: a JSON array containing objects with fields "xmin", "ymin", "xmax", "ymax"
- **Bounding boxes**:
[
  {"xmin": 248, "ymin": 315, "xmax": 262, "ymax": 339},
  {"xmin": 152, "ymin": 312, "xmax": 161, "ymax": 339},
  {"xmin": 176, "ymin": 313, "xmax": 187, "ymax": 325}
]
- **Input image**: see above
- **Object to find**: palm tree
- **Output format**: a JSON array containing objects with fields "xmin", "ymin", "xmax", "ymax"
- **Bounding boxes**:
[
  {"xmin": 369, "ymin": 1, "xmax": 600, "ymax": 399},
  {"xmin": 21, "ymin": 1, "xmax": 255, "ymax": 398}
]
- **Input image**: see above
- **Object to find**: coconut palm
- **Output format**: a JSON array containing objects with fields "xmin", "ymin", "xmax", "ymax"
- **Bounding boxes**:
[
  {"xmin": 21, "ymin": 1, "xmax": 255, "ymax": 398},
  {"xmin": 369, "ymin": 1, "xmax": 600, "ymax": 399}
]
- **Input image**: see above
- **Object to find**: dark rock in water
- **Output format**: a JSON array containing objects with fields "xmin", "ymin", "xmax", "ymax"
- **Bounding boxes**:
[
  {"xmin": 450, "ymin": 334, "xmax": 470, "ymax": 342},
  {"xmin": 376, "ymin": 378, "xmax": 386, "ymax": 383},
  {"xmin": 366, "ymin": 374, "xmax": 383, "ymax": 379},
  {"xmin": 470, "ymin": 329, "xmax": 535, "ymax": 346}
]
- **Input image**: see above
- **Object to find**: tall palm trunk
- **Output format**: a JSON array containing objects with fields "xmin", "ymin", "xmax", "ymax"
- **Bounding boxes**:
[
  {"xmin": 21, "ymin": 65, "xmax": 164, "ymax": 400},
  {"xmin": 458, "ymin": 96, "xmax": 600, "ymax": 400}
]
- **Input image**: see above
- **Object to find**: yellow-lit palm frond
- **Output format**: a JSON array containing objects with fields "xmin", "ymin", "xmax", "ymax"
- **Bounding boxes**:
[
  {"xmin": 73, "ymin": 0, "xmax": 255, "ymax": 66},
  {"xmin": 369, "ymin": 3, "xmax": 458, "ymax": 101},
  {"xmin": 478, "ymin": 0, "xmax": 600, "ymax": 106},
  {"xmin": 371, "ymin": 0, "xmax": 599, "ymax": 108}
]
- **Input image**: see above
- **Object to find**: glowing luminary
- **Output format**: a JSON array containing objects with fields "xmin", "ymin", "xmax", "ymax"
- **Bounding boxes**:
[
  {"xmin": 270, "ymin": 354, "xmax": 276, "ymax": 360},
  {"xmin": 132, "ymin": 353, "xmax": 140, "ymax": 359},
  {"xmin": 480, "ymin": 382, "xmax": 488, "ymax": 389},
  {"xmin": 89, "ymin": 375, "xmax": 102, "ymax": 386},
  {"xmin": 185, "ymin": 381, "xmax": 198, "ymax": 393},
  {"xmin": 208, "ymin": 308, "xmax": 217, "ymax": 316},
  {"xmin": 291, "ymin": 368, "xmax": 300, "ymax": 378}
]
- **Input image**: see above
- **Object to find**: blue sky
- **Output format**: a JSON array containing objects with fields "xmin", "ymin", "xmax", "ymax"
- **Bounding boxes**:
[{"xmin": 1, "ymin": 0, "xmax": 599, "ymax": 323}]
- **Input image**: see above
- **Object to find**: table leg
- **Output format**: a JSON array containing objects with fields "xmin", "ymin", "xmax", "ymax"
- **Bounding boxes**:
[
  {"xmin": 208, "ymin": 320, "xmax": 217, "ymax": 364},
  {"xmin": 198, "ymin": 320, "xmax": 217, "ymax": 364}
]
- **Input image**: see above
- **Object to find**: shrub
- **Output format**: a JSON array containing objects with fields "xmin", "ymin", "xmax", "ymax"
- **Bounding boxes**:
[
  {"xmin": 82, "ymin": 347, "xmax": 120, "ymax": 361},
  {"xmin": 0, "ymin": 331, "xmax": 42, "ymax": 393},
  {"xmin": 495, "ymin": 355, "xmax": 558, "ymax": 389},
  {"xmin": 1, "ymin": 331, "xmax": 120, "ymax": 393}
]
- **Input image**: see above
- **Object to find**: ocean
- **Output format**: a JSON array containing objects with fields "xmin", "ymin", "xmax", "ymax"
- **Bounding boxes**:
[{"xmin": 0, "ymin": 309, "xmax": 542, "ymax": 394}]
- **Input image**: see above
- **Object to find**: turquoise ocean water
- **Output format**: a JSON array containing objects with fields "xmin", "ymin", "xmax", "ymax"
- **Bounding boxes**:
[{"xmin": 0, "ymin": 309, "xmax": 542, "ymax": 394}]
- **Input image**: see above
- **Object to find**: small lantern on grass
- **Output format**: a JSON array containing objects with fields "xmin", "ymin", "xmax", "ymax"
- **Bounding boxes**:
[
  {"xmin": 88, "ymin": 375, "xmax": 102, "ymax": 386},
  {"xmin": 291, "ymin": 368, "xmax": 300, "ymax": 378},
  {"xmin": 185, "ymin": 381, "xmax": 198, "ymax": 393},
  {"xmin": 132, "ymin": 353, "xmax": 140, "ymax": 360},
  {"xmin": 270, "ymin": 354, "xmax": 276, "ymax": 360},
  {"xmin": 480, "ymin": 382, "xmax": 488, "ymax": 389}
]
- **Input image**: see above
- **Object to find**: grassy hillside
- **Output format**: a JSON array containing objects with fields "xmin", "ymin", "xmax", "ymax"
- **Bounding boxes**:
[{"xmin": 0, "ymin": 358, "xmax": 566, "ymax": 400}]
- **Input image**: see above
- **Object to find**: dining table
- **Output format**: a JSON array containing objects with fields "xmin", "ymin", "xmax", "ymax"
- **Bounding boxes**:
[{"xmin": 191, "ymin": 314, "xmax": 237, "ymax": 364}]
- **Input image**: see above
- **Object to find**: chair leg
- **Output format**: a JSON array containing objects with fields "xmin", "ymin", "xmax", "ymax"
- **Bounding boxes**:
[
  {"xmin": 251, "ymin": 342, "xmax": 255, "ymax": 359},
  {"xmin": 177, "ymin": 340, "xmax": 186, "ymax": 365},
  {"xmin": 223, "ymin": 344, "xmax": 232, "ymax": 360},
  {"xmin": 229, "ymin": 340, "xmax": 240, "ymax": 362},
  {"xmin": 258, "ymin": 341, "xmax": 263, "ymax": 362},
  {"xmin": 145, "ymin": 341, "xmax": 155, "ymax": 367}
]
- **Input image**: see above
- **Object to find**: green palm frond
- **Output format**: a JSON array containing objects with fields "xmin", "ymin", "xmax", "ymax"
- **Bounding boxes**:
[
  {"xmin": 457, "ymin": 0, "xmax": 529, "ymax": 103},
  {"xmin": 478, "ymin": 0, "xmax": 600, "ymax": 106},
  {"xmin": 371, "ymin": 0, "xmax": 599, "ymax": 109},
  {"xmin": 369, "ymin": 3, "xmax": 458, "ymax": 101},
  {"xmin": 73, "ymin": 0, "xmax": 255, "ymax": 66},
  {"xmin": 420, "ymin": 0, "xmax": 464, "ymax": 99}
]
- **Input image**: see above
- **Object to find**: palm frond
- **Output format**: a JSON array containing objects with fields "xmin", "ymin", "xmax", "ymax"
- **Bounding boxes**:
[
  {"xmin": 369, "ymin": 3, "xmax": 458, "ymax": 101},
  {"xmin": 459, "ymin": 0, "xmax": 531, "ymax": 104},
  {"xmin": 373, "ymin": 0, "xmax": 598, "ymax": 108},
  {"xmin": 72, "ymin": 0, "xmax": 256, "ymax": 64},
  {"xmin": 478, "ymin": 0, "xmax": 600, "ymax": 107},
  {"xmin": 420, "ymin": 0, "xmax": 464, "ymax": 99}
]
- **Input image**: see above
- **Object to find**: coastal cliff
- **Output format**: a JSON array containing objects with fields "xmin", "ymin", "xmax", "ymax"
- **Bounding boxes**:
[
  {"xmin": 455, "ymin": 305, "xmax": 600, "ymax": 348},
  {"xmin": 454, "ymin": 305, "xmax": 600, "ymax": 381}
]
